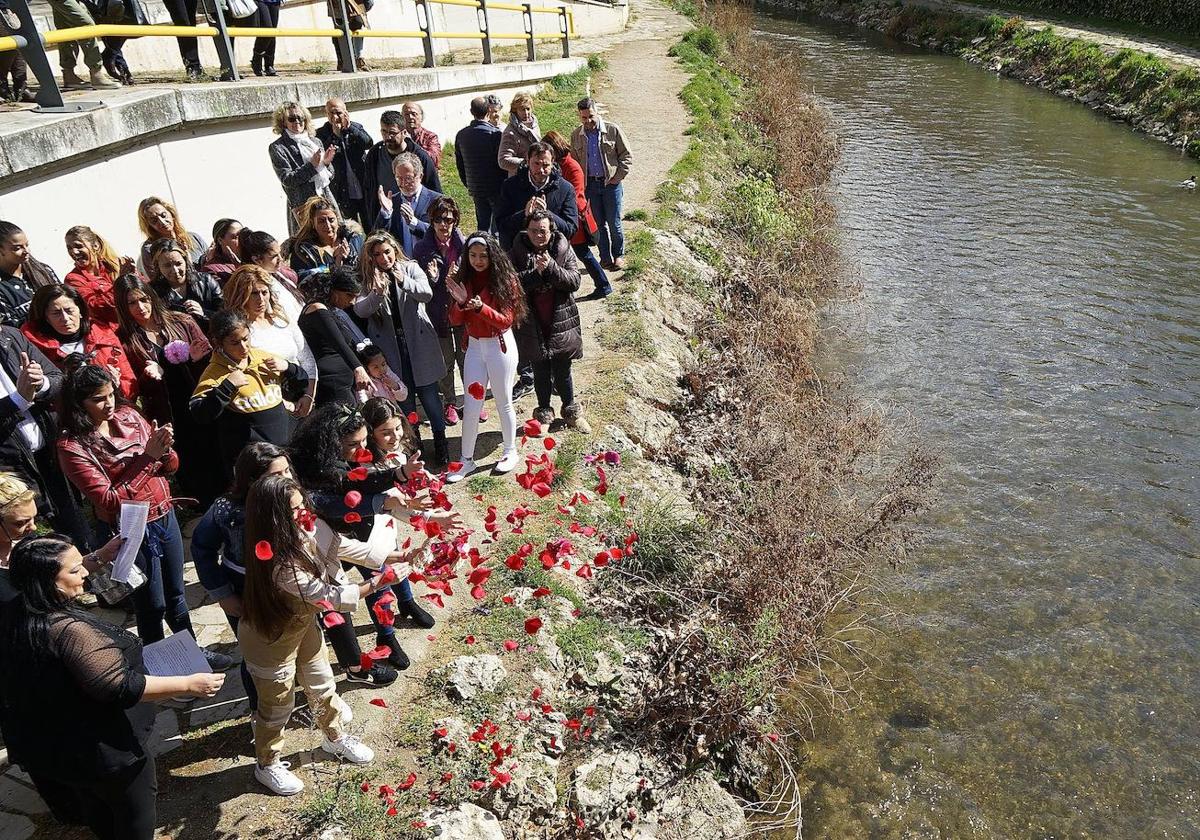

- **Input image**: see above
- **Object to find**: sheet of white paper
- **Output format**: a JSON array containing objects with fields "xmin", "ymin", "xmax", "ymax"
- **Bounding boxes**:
[
  {"xmin": 111, "ymin": 501, "xmax": 150, "ymax": 585},
  {"xmin": 141, "ymin": 630, "xmax": 212, "ymax": 677}
]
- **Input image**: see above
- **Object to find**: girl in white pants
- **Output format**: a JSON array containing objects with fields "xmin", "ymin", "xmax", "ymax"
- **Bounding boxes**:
[{"xmin": 445, "ymin": 234, "xmax": 527, "ymax": 482}]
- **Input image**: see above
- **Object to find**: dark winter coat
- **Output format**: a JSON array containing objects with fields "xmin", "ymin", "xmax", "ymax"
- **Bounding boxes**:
[
  {"xmin": 152, "ymin": 269, "xmax": 224, "ymax": 332},
  {"xmin": 494, "ymin": 165, "xmax": 579, "ymax": 250},
  {"xmin": 454, "ymin": 119, "xmax": 506, "ymax": 199},
  {"xmin": 0, "ymin": 326, "xmax": 64, "ymax": 506},
  {"xmin": 316, "ymin": 120, "xmax": 374, "ymax": 218},
  {"xmin": 362, "ymin": 139, "xmax": 443, "ymax": 229},
  {"xmin": 509, "ymin": 231, "xmax": 582, "ymax": 362},
  {"xmin": 268, "ymin": 134, "xmax": 328, "ymax": 214}
]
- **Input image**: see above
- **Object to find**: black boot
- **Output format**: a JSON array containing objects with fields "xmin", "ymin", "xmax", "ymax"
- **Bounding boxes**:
[
  {"xmin": 398, "ymin": 598, "xmax": 435, "ymax": 629},
  {"xmin": 433, "ymin": 438, "xmax": 449, "ymax": 470},
  {"xmin": 251, "ymin": 53, "xmax": 264, "ymax": 76},
  {"xmin": 185, "ymin": 63, "xmax": 204, "ymax": 82},
  {"xmin": 376, "ymin": 634, "xmax": 410, "ymax": 670},
  {"xmin": 265, "ymin": 64, "xmax": 278, "ymax": 76}
]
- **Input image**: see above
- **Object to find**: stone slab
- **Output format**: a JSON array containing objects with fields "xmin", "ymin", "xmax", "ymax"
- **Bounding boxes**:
[{"xmin": 0, "ymin": 775, "xmax": 47, "ymax": 816}]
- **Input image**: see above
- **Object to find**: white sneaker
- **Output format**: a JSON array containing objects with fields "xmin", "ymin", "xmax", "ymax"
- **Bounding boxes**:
[
  {"xmin": 255, "ymin": 761, "xmax": 304, "ymax": 796},
  {"xmin": 494, "ymin": 449, "xmax": 521, "ymax": 474},
  {"xmin": 446, "ymin": 459, "xmax": 475, "ymax": 484},
  {"xmin": 321, "ymin": 733, "xmax": 374, "ymax": 764}
]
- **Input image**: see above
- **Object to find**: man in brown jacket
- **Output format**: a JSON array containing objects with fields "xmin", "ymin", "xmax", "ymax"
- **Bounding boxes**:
[{"xmin": 570, "ymin": 97, "xmax": 633, "ymax": 271}]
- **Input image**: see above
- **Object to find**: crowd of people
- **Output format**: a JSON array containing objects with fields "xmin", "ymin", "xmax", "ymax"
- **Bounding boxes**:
[{"xmin": 0, "ymin": 88, "xmax": 632, "ymax": 839}]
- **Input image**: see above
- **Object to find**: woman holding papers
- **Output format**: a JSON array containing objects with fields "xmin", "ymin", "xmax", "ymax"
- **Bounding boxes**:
[
  {"xmin": 56, "ymin": 361, "xmax": 234, "ymax": 671},
  {"xmin": 239, "ymin": 474, "xmax": 403, "ymax": 796},
  {"xmin": 0, "ymin": 534, "xmax": 223, "ymax": 840}
]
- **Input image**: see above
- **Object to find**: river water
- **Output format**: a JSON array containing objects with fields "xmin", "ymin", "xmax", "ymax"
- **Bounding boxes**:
[{"xmin": 754, "ymin": 14, "xmax": 1200, "ymax": 839}]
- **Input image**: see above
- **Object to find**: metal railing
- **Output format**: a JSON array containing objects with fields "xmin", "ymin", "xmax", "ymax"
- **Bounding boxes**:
[{"xmin": 0, "ymin": 0, "xmax": 575, "ymax": 114}]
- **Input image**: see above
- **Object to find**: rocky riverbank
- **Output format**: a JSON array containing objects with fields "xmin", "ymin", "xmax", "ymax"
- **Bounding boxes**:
[{"xmin": 762, "ymin": 0, "xmax": 1200, "ymax": 158}]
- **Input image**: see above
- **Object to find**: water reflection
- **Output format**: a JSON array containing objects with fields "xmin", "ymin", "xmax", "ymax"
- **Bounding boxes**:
[{"xmin": 757, "ymin": 13, "xmax": 1200, "ymax": 838}]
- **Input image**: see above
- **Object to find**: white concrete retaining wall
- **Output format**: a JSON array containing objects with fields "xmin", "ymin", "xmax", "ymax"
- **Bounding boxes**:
[{"xmin": 0, "ymin": 57, "xmax": 585, "ymax": 262}]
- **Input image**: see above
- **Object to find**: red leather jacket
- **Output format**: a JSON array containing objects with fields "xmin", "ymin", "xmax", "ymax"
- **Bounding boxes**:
[
  {"xmin": 57, "ymin": 404, "xmax": 178, "ymax": 525},
  {"xmin": 447, "ymin": 269, "xmax": 517, "ymax": 342},
  {"xmin": 21, "ymin": 320, "xmax": 138, "ymax": 401}
]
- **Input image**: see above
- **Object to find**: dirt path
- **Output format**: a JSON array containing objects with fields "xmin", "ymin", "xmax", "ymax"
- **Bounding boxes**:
[
  {"xmin": 908, "ymin": 0, "xmax": 1200, "ymax": 70},
  {"xmin": 7, "ymin": 3, "xmax": 695, "ymax": 839}
]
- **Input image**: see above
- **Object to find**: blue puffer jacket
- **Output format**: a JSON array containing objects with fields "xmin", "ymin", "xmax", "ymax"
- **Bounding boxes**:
[{"xmin": 454, "ymin": 120, "xmax": 506, "ymax": 199}]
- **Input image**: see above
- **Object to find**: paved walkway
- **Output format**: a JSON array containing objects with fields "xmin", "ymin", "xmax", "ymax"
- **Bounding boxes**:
[{"xmin": 0, "ymin": 1, "xmax": 694, "ymax": 837}]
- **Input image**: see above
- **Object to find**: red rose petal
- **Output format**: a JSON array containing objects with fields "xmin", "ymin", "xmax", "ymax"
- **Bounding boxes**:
[
  {"xmin": 524, "ymin": 616, "xmax": 543, "ymax": 635},
  {"xmin": 544, "ymin": 437, "xmax": 556, "ymax": 450},
  {"xmin": 369, "ymin": 698, "xmax": 388, "ymax": 708},
  {"xmin": 254, "ymin": 540, "xmax": 273, "ymax": 561},
  {"xmin": 343, "ymin": 511, "xmax": 362, "ymax": 524},
  {"xmin": 503, "ymin": 639, "xmax": 519, "ymax": 651},
  {"xmin": 468, "ymin": 381, "xmax": 485, "ymax": 400},
  {"xmin": 344, "ymin": 490, "xmax": 362, "ymax": 508},
  {"xmin": 407, "ymin": 412, "xmax": 420, "ymax": 425},
  {"xmin": 353, "ymin": 447, "xmax": 373, "ymax": 464},
  {"xmin": 347, "ymin": 466, "xmax": 368, "ymax": 481}
]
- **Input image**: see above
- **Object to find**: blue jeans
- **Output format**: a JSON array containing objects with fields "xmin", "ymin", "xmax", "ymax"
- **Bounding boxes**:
[
  {"xmin": 365, "ymin": 578, "xmax": 416, "ymax": 638},
  {"xmin": 585, "ymin": 179, "xmax": 625, "ymax": 263},
  {"xmin": 98, "ymin": 508, "xmax": 190, "ymax": 644},
  {"xmin": 573, "ymin": 243, "xmax": 611, "ymax": 294}
]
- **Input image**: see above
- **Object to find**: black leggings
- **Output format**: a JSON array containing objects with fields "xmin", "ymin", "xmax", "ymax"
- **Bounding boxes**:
[{"xmin": 32, "ymin": 754, "xmax": 157, "ymax": 840}]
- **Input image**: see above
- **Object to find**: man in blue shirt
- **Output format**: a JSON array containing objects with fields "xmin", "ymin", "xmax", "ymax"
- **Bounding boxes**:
[{"xmin": 570, "ymin": 97, "xmax": 633, "ymax": 271}]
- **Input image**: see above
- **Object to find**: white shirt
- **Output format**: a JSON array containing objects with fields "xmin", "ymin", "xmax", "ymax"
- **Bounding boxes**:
[
  {"xmin": 249, "ymin": 318, "xmax": 318, "ymax": 380},
  {"xmin": 0, "ymin": 362, "xmax": 49, "ymax": 452}
]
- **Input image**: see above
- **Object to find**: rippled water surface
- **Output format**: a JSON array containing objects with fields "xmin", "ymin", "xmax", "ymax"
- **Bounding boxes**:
[{"xmin": 757, "ymin": 14, "xmax": 1200, "ymax": 838}]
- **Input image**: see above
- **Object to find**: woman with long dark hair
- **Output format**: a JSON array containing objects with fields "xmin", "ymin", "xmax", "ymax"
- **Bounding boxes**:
[
  {"xmin": 191, "ymin": 442, "xmax": 296, "ymax": 712},
  {"xmin": 114, "ymin": 276, "xmax": 221, "ymax": 506},
  {"xmin": 57, "ymin": 362, "xmax": 233, "ymax": 670},
  {"xmin": 240, "ymin": 475, "xmax": 393, "ymax": 795},
  {"xmin": 445, "ymin": 233, "xmax": 527, "ymax": 482},
  {"xmin": 289, "ymin": 403, "xmax": 448, "ymax": 671},
  {"xmin": 297, "ymin": 267, "xmax": 369, "ymax": 407},
  {"xmin": 198, "ymin": 218, "xmax": 244, "ymax": 285},
  {"xmin": 360, "ymin": 396, "xmax": 419, "ymax": 463},
  {"xmin": 0, "ymin": 534, "xmax": 222, "ymax": 839},
  {"xmin": 238, "ymin": 230, "xmax": 305, "ymax": 323},
  {"xmin": 22, "ymin": 283, "xmax": 138, "ymax": 400}
]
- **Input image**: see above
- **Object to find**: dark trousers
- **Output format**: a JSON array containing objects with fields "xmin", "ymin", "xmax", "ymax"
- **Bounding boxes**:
[
  {"xmin": 398, "ymin": 343, "xmax": 446, "ymax": 447},
  {"xmin": 573, "ymin": 243, "xmax": 610, "ymax": 293},
  {"xmin": 324, "ymin": 612, "xmax": 362, "ymax": 667},
  {"xmin": 222, "ymin": 574, "xmax": 258, "ymax": 710},
  {"xmin": 35, "ymin": 446, "xmax": 94, "ymax": 551},
  {"xmin": 253, "ymin": 0, "xmax": 278, "ymax": 65},
  {"xmin": 32, "ymin": 754, "xmax": 157, "ymax": 840},
  {"xmin": 533, "ymin": 355, "xmax": 575, "ymax": 410},
  {"xmin": 470, "ymin": 193, "xmax": 498, "ymax": 234},
  {"xmin": 0, "ymin": 47, "xmax": 28, "ymax": 96},
  {"xmin": 161, "ymin": 0, "xmax": 201, "ymax": 68},
  {"xmin": 98, "ymin": 509, "xmax": 192, "ymax": 644}
]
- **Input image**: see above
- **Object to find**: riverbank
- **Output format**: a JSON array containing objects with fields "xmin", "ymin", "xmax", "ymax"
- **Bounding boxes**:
[{"xmin": 761, "ymin": 0, "xmax": 1200, "ymax": 158}]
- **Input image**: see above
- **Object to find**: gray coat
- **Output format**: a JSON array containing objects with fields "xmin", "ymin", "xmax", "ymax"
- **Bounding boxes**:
[{"xmin": 352, "ymin": 261, "xmax": 445, "ymax": 388}]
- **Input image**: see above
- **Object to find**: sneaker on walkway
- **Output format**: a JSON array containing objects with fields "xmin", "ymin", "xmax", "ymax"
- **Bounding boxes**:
[
  {"xmin": 61, "ymin": 69, "xmax": 89, "ymax": 90},
  {"xmin": 203, "ymin": 647, "xmax": 237, "ymax": 671},
  {"xmin": 512, "ymin": 380, "xmax": 535, "ymax": 400},
  {"xmin": 494, "ymin": 449, "xmax": 521, "ymax": 474},
  {"xmin": 444, "ymin": 404, "xmax": 460, "ymax": 425},
  {"xmin": 344, "ymin": 662, "xmax": 397, "ymax": 687},
  {"xmin": 322, "ymin": 733, "xmax": 374, "ymax": 764},
  {"xmin": 446, "ymin": 459, "xmax": 476, "ymax": 484},
  {"xmin": 255, "ymin": 761, "xmax": 304, "ymax": 796}
]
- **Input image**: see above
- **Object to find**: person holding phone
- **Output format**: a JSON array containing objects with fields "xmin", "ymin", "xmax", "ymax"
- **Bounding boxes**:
[{"xmin": 268, "ymin": 103, "xmax": 341, "ymax": 236}]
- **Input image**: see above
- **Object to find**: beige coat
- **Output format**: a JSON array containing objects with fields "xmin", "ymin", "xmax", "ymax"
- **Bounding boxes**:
[{"xmin": 570, "ymin": 118, "xmax": 633, "ymax": 185}]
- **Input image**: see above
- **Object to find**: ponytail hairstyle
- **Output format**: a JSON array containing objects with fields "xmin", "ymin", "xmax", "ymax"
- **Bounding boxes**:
[
  {"xmin": 228, "ymin": 442, "xmax": 292, "ymax": 506},
  {"xmin": 242, "ymin": 475, "xmax": 323, "ymax": 641},
  {"xmin": 64, "ymin": 225, "xmax": 121, "ymax": 276},
  {"xmin": 460, "ymin": 232, "xmax": 526, "ymax": 326},
  {"xmin": 0, "ymin": 534, "xmax": 85, "ymax": 668}
]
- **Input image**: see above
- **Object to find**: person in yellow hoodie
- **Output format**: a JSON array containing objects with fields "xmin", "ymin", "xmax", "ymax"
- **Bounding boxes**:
[{"xmin": 190, "ymin": 310, "xmax": 309, "ymax": 476}]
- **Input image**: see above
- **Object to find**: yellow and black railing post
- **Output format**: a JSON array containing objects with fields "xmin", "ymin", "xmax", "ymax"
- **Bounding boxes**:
[
  {"xmin": 414, "ymin": 0, "xmax": 436, "ymax": 68},
  {"xmin": 522, "ymin": 0, "xmax": 534, "ymax": 61},
  {"xmin": 476, "ymin": 0, "xmax": 492, "ymax": 64}
]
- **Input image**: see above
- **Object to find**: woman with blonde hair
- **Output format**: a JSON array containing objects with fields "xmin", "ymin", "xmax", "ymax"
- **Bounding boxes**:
[
  {"xmin": 135, "ymin": 197, "xmax": 207, "ymax": 282},
  {"xmin": 288, "ymin": 196, "xmax": 363, "ymax": 282},
  {"xmin": 62, "ymin": 226, "xmax": 133, "ymax": 332},
  {"xmin": 223, "ymin": 265, "xmax": 317, "ymax": 416},
  {"xmin": 268, "ymin": 103, "xmax": 338, "ymax": 236},
  {"xmin": 498, "ymin": 92, "xmax": 540, "ymax": 176}
]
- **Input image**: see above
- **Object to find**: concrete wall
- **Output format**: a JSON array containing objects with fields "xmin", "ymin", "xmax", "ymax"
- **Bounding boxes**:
[
  {"xmin": 35, "ymin": 0, "xmax": 627, "ymax": 74},
  {"xmin": 0, "ymin": 58, "xmax": 585, "ymax": 265}
]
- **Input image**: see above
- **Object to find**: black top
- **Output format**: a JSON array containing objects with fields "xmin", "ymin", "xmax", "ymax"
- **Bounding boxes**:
[
  {"xmin": 454, "ymin": 119, "xmax": 506, "ymax": 199},
  {"xmin": 298, "ymin": 307, "xmax": 360, "ymax": 406},
  {"xmin": 0, "ymin": 612, "xmax": 155, "ymax": 780}
]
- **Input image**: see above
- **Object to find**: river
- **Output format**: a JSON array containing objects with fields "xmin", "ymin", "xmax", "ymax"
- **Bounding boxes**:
[{"xmin": 754, "ymin": 13, "xmax": 1200, "ymax": 839}]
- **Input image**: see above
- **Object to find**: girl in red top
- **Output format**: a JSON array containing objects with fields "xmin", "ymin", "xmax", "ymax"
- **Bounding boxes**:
[
  {"xmin": 63, "ymin": 225, "xmax": 133, "ymax": 332},
  {"xmin": 21, "ymin": 284, "xmax": 138, "ymax": 400},
  {"xmin": 445, "ymin": 233, "xmax": 527, "ymax": 483}
]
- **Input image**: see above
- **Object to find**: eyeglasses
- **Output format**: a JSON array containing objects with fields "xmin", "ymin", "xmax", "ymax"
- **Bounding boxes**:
[
  {"xmin": 286, "ymin": 115, "xmax": 306, "ymax": 124},
  {"xmin": 433, "ymin": 216, "xmax": 456, "ymax": 224}
]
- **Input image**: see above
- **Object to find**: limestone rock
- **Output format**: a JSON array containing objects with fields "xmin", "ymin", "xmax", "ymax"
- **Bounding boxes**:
[
  {"xmin": 656, "ymin": 773, "xmax": 747, "ymax": 840},
  {"xmin": 437, "ymin": 655, "xmax": 507, "ymax": 701},
  {"xmin": 492, "ymin": 752, "xmax": 560, "ymax": 820},
  {"xmin": 571, "ymin": 750, "xmax": 669, "ymax": 837},
  {"xmin": 426, "ymin": 802, "xmax": 507, "ymax": 839}
]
